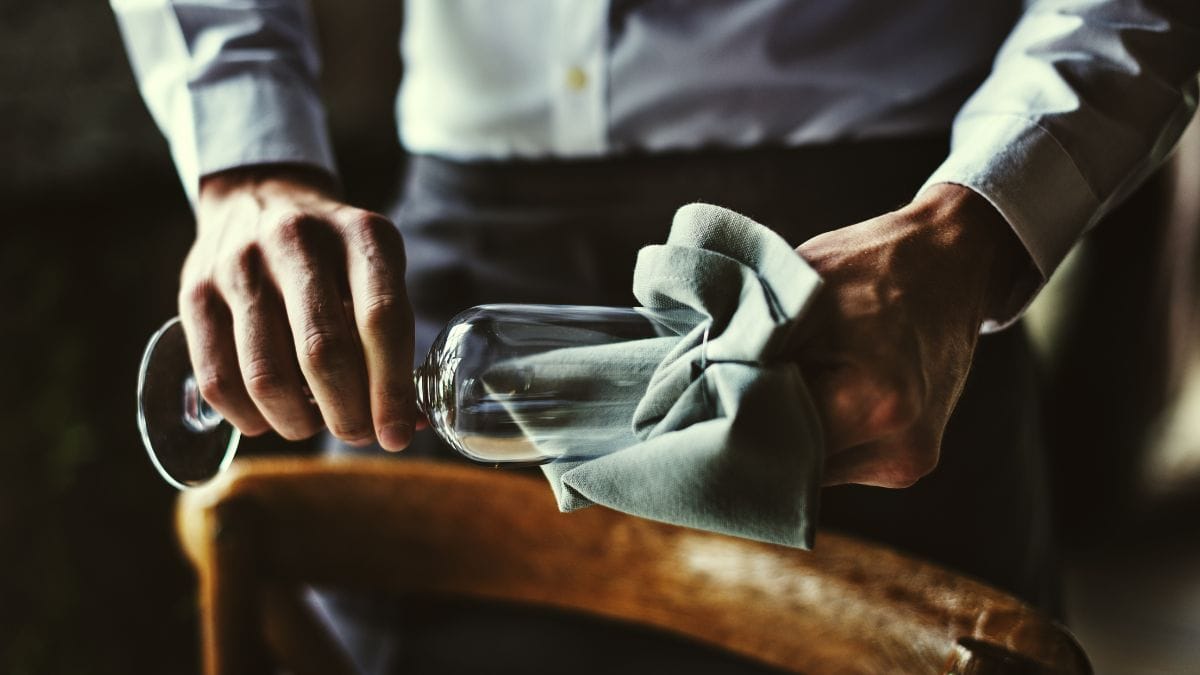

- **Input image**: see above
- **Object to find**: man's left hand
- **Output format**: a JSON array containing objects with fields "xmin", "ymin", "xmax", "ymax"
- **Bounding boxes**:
[{"xmin": 794, "ymin": 183, "xmax": 1032, "ymax": 487}]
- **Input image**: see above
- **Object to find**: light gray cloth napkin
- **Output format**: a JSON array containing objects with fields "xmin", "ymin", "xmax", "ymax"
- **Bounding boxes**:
[{"xmin": 493, "ymin": 204, "xmax": 825, "ymax": 548}]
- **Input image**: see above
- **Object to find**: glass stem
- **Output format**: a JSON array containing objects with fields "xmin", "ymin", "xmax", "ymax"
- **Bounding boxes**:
[{"xmin": 182, "ymin": 374, "xmax": 224, "ymax": 433}]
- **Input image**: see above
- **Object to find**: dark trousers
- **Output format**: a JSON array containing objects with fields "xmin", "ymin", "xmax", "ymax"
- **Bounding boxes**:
[{"xmin": 319, "ymin": 141, "xmax": 1057, "ymax": 674}]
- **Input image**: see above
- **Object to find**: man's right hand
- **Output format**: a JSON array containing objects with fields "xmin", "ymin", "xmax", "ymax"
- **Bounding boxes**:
[{"xmin": 180, "ymin": 165, "xmax": 417, "ymax": 451}]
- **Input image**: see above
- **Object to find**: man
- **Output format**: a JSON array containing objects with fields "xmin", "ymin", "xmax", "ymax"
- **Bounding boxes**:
[{"xmin": 114, "ymin": 0, "xmax": 1199, "ymax": 667}]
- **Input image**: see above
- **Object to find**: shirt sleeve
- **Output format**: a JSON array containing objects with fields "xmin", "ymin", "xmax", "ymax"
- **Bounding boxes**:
[
  {"xmin": 919, "ymin": 0, "xmax": 1200, "ymax": 331},
  {"xmin": 111, "ymin": 0, "xmax": 337, "ymax": 205}
]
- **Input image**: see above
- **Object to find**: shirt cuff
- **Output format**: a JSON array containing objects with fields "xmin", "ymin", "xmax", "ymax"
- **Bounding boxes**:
[
  {"xmin": 176, "ymin": 68, "xmax": 337, "ymax": 204},
  {"xmin": 918, "ymin": 112, "xmax": 1101, "ymax": 332}
]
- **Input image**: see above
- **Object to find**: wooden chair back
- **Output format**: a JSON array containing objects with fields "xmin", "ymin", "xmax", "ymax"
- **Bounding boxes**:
[{"xmin": 175, "ymin": 457, "xmax": 1090, "ymax": 674}]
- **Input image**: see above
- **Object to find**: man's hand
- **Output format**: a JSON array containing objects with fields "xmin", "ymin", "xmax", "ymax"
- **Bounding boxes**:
[
  {"xmin": 795, "ymin": 184, "xmax": 1031, "ymax": 488},
  {"xmin": 180, "ymin": 165, "xmax": 417, "ymax": 451}
]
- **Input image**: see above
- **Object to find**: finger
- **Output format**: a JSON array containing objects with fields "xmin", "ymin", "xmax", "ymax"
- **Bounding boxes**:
[
  {"xmin": 222, "ymin": 244, "xmax": 322, "ymax": 440},
  {"xmin": 341, "ymin": 211, "xmax": 417, "ymax": 451},
  {"xmin": 821, "ymin": 434, "xmax": 938, "ymax": 488},
  {"xmin": 265, "ymin": 214, "xmax": 374, "ymax": 445},
  {"xmin": 178, "ymin": 280, "xmax": 271, "ymax": 436}
]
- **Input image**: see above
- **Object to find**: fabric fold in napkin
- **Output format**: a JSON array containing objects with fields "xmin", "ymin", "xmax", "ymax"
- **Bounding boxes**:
[{"xmin": 525, "ymin": 203, "xmax": 825, "ymax": 548}]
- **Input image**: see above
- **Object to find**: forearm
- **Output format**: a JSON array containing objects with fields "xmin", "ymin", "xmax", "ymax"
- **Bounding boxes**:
[{"xmin": 903, "ymin": 183, "xmax": 1037, "ymax": 327}]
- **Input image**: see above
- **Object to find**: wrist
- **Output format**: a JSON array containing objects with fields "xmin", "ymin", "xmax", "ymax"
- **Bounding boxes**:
[
  {"xmin": 903, "ymin": 183, "xmax": 1032, "ymax": 323},
  {"xmin": 199, "ymin": 163, "xmax": 339, "ymax": 205}
]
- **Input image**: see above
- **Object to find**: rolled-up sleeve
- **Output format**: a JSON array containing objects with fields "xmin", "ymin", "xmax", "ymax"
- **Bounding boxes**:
[
  {"xmin": 921, "ymin": 0, "xmax": 1200, "ymax": 328},
  {"xmin": 112, "ymin": 0, "xmax": 337, "ymax": 204}
]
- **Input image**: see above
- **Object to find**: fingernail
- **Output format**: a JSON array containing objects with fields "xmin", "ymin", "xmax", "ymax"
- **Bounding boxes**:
[{"xmin": 379, "ymin": 422, "xmax": 412, "ymax": 451}]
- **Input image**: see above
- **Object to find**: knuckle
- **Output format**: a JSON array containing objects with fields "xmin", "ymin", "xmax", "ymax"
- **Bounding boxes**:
[
  {"xmin": 359, "ymin": 293, "xmax": 404, "ymax": 334},
  {"xmin": 869, "ymin": 388, "xmax": 919, "ymax": 434},
  {"xmin": 346, "ymin": 211, "xmax": 406, "ymax": 270},
  {"xmin": 268, "ymin": 212, "xmax": 320, "ymax": 247},
  {"xmin": 375, "ymin": 392, "xmax": 415, "ymax": 429},
  {"xmin": 345, "ymin": 211, "xmax": 393, "ymax": 243},
  {"xmin": 244, "ymin": 361, "xmax": 289, "ymax": 401},
  {"xmin": 301, "ymin": 329, "xmax": 350, "ymax": 374},
  {"xmin": 220, "ymin": 244, "xmax": 267, "ymax": 297},
  {"xmin": 859, "ymin": 367, "xmax": 922, "ymax": 434},
  {"xmin": 179, "ymin": 279, "xmax": 218, "ymax": 314},
  {"xmin": 196, "ymin": 370, "xmax": 236, "ymax": 408},
  {"xmin": 231, "ymin": 242, "xmax": 264, "ymax": 272}
]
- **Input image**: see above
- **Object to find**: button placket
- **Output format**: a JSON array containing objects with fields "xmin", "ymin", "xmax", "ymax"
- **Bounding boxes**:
[{"xmin": 550, "ymin": 0, "xmax": 607, "ymax": 155}]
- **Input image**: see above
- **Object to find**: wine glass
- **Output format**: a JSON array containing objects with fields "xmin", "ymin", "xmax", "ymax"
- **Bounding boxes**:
[{"xmin": 137, "ymin": 304, "xmax": 697, "ymax": 489}]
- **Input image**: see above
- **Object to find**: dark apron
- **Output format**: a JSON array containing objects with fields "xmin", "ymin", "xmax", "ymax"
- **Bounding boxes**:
[{"xmin": 319, "ymin": 141, "xmax": 1057, "ymax": 674}]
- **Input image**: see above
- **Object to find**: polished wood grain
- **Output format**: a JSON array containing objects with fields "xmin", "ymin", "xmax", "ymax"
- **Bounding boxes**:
[{"xmin": 176, "ymin": 457, "xmax": 1090, "ymax": 674}]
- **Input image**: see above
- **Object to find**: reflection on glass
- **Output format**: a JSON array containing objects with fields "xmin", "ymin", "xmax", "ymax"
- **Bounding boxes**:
[{"xmin": 138, "ymin": 304, "xmax": 694, "ymax": 489}]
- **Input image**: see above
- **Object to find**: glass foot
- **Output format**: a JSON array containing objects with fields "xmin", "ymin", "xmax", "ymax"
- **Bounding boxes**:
[{"xmin": 137, "ymin": 317, "xmax": 240, "ymax": 489}]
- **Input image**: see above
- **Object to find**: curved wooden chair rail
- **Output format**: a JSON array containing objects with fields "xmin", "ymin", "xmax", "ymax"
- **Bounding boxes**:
[{"xmin": 175, "ymin": 457, "xmax": 1090, "ymax": 675}]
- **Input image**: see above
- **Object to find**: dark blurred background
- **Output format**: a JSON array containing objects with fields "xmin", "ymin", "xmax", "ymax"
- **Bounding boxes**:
[{"xmin": 1, "ymin": 2, "xmax": 1198, "ymax": 673}]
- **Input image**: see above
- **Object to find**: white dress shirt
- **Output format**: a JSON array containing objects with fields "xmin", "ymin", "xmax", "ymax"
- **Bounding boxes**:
[{"xmin": 112, "ymin": 0, "xmax": 1200, "ymax": 322}]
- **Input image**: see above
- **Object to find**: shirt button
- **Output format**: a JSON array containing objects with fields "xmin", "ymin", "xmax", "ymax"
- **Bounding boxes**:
[{"xmin": 565, "ymin": 66, "xmax": 588, "ymax": 91}]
